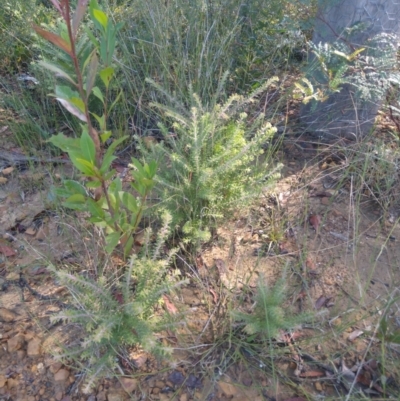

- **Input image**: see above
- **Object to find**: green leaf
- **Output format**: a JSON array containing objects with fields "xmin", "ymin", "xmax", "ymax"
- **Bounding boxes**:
[
  {"xmin": 38, "ymin": 62, "xmax": 76, "ymax": 85},
  {"xmin": 56, "ymin": 98, "xmax": 87, "ymax": 122},
  {"xmin": 108, "ymin": 89, "xmax": 123, "ymax": 113},
  {"xmin": 85, "ymin": 180, "xmax": 101, "ymax": 188},
  {"xmin": 100, "ymin": 131, "xmax": 112, "ymax": 143},
  {"xmin": 100, "ymin": 135, "xmax": 128, "ymax": 173},
  {"xmin": 86, "ymin": 52, "xmax": 99, "ymax": 98},
  {"xmin": 100, "ymin": 152, "xmax": 116, "ymax": 174},
  {"xmin": 121, "ymin": 192, "xmax": 138, "ymax": 213},
  {"xmin": 99, "ymin": 66, "xmax": 114, "ymax": 89},
  {"xmin": 64, "ymin": 180, "xmax": 87, "ymax": 196},
  {"xmin": 105, "ymin": 232, "xmax": 120, "ymax": 254},
  {"xmin": 80, "ymin": 130, "xmax": 96, "ymax": 164},
  {"xmin": 87, "ymin": 198, "xmax": 105, "ymax": 218},
  {"xmin": 92, "ymin": 113, "xmax": 106, "ymax": 131},
  {"xmin": 47, "ymin": 133, "xmax": 80, "ymax": 153},
  {"xmin": 92, "ymin": 87, "xmax": 104, "ymax": 103},
  {"xmin": 70, "ymin": 154, "xmax": 97, "ymax": 176},
  {"xmin": 123, "ymin": 235, "xmax": 134, "ymax": 259},
  {"xmin": 93, "ymin": 8, "xmax": 108, "ymax": 30}
]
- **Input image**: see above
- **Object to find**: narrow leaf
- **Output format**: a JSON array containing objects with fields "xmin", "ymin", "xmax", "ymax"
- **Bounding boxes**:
[
  {"xmin": 92, "ymin": 86, "xmax": 104, "ymax": 103},
  {"xmin": 56, "ymin": 98, "xmax": 87, "ymax": 122},
  {"xmin": 33, "ymin": 25, "xmax": 72, "ymax": 55},
  {"xmin": 72, "ymin": 0, "xmax": 89, "ymax": 38},
  {"xmin": 93, "ymin": 8, "xmax": 108, "ymax": 29},
  {"xmin": 86, "ymin": 52, "xmax": 99, "ymax": 98},
  {"xmin": 80, "ymin": 130, "xmax": 96, "ymax": 164},
  {"xmin": 105, "ymin": 232, "xmax": 120, "ymax": 254},
  {"xmin": 38, "ymin": 61, "xmax": 76, "ymax": 85}
]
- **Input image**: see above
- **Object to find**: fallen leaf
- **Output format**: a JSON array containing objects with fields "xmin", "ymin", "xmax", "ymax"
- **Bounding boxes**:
[
  {"xmin": 25, "ymin": 227, "xmax": 37, "ymax": 236},
  {"xmin": 299, "ymin": 371, "xmax": 325, "ymax": 378},
  {"xmin": 209, "ymin": 288, "xmax": 218, "ymax": 303},
  {"xmin": 315, "ymin": 295, "xmax": 327, "ymax": 310},
  {"xmin": 0, "ymin": 245, "xmax": 16, "ymax": 257},
  {"xmin": 348, "ymin": 329, "xmax": 364, "ymax": 341},
  {"xmin": 163, "ymin": 295, "xmax": 178, "ymax": 314},
  {"xmin": 309, "ymin": 214, "xmax": 321, "ymax": 230}
]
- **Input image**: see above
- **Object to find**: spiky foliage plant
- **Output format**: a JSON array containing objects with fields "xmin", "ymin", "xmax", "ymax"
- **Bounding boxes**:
[
  {"xmin": 138, "ymin": 75, "xmax": 282, "ymax": 244},
  {"xmin": 47, "ymin": 212, "xmax": 184, "ymax": 392},
  {"xmin": 232, "ymin": 276, "xmax": 310, "ymax": 340}
]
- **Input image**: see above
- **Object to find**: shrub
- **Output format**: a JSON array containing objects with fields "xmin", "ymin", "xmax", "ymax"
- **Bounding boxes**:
[
  {"xmin": 138, "ymin": 75, "xmax": 281, "ymax": 244},
  {"xmin": 48, "ymin": 212, "xmax": 184, "ymax": 392}
]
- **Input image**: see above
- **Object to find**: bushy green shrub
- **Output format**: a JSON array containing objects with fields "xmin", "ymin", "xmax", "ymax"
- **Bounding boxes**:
[
  {"xmin": 49, "ymin": 212, "xmax": 183, "ymax": 392},
  {"xmin": 232, "ymin": 275, "xmax": 310, "ymax": 340},
  {"xmin": 138, "ymin": 76, "xmax": 281, "ymax": 244}
]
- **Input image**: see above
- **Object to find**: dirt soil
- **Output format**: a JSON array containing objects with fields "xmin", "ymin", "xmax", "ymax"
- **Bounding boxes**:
[{"xmin": 1, "ymin": 121, "xmax": 400, "ymax": 401}]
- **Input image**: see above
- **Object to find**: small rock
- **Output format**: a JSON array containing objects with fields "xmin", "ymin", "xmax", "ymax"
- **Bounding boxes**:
[
  {"xmin": 60, "ymin": 396, "xmax": 71, "ymax": 401},
  {"xmin": 37, "ymin": 362, "xmax": 45, "ymax": 374},
  {"xmin": 158, "ymin": 394, "xmax": 170, "ymax": 401},
  {"xmin": 7, "ymin": 333, "xmax": 25, "ymax": 352},
  {"xmin": 54, "ymin": 369, "xmax": 70, "ymax": 382},
  {"xmin": 49, "ymin": 362, "xmax": 63, "ymax": 374},
  {"xmin": 120, "ymin": 377, "xmax": 138, "ymax": 394},
  {"xmin": 131, "ymin": 352, "xmax": 147, "ymax": 368},
  {"xmin": 152, "ymin": 388, "xmax": 160, "ymax": 395},
  {"xmin": 0, "ymin": 375, "xmax": 6, "ymax": 388},
  {"xmin": 0, "ymin": 308, "xmax": 18, "ymax": 322},
  {"xmin": 168, "ymin": 371, "xmax": 185, "ymax": 386},
  {"xmin": 96, "ymin": 391, "xmax": 107, "ymax": 401},
  {"xmin": 6, "ymin": 378, "xmax": 18, "ymax": 388},
  {"xmin": 39, "ymin": 387, "xmax": 46, "ymax": 396},
  {"xmin": 27, "ymin": 337, "xmax": 42, "ymax": 356}
]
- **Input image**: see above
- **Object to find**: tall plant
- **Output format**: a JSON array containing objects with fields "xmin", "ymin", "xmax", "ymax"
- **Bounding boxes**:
[{"xmin": 34, "ymin": 0, "xmax": 157, "ymax": 257}]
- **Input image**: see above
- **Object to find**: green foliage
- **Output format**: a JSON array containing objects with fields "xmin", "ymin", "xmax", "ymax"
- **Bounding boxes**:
[
  {"xmin": 302, "ymin": 33, "xmax": 399, "ymax": 108},
  {"xmin": 48, "ymin": 212, "xmax": 183, "ymax": 392},
  {"xmin": 35, "ymin": 0, "xmax": 157, "ymax": 257},
  {"xmin": 232, "ymin": 276, "xmax": 310, "ymax": 340},
  {"xmin": 139, "ymin": 76, "xmax": 281, "ymax": 244},
  {"xmin": 0, "ymin": 0, "xmax": 50, "ymax": 73}
]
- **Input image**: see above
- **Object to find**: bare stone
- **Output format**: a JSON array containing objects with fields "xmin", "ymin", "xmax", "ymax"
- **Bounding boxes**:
[
  {"xmin": 0, "ymin": 375, "xmax": 6, "ymax": 388},
  {"xmin": 54, "ymin": 369, "xmax": 70, "ymax": 382},
  {"xmin": 27, "ymin": 337, "xmax": 42, "ymax": 356},
  {"xmin": 49, "ymin": 362, "xmax": 63, "ymax": 374},
  {"xmin": 7, "ymin": 333, "xmax": 25, "ymax": 352},
  {"xmin": 155, "ymin": 381, "xmax": 165, "ymax": 389},
  {"xmin": 17, "ymin": 350, "xmax": 26, "ymax": 360},
  {"xmin": 0, "ymin": 308, "xmax": 18, "ymax": 322},
  {"xmin": 120, "ymin": 377, "xmax": 138, "ymax": 394},
  {"xmin": 6, "ymin": 378, "xmax": 18, "ymax": 388}
]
